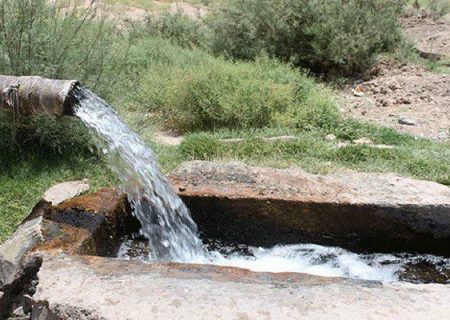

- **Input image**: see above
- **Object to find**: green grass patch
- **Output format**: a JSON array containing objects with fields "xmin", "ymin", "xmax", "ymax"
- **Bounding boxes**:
[
  {"xmin": 178, "ymin": 123, "xmax": 450, "ymax": 185},
  {"xmin": 0, "ymin": 153, "xmax": 115, "ymax": 243}
]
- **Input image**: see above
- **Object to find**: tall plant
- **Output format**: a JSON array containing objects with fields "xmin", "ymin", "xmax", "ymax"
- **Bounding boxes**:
[{"xmin": 0, "ymin": 0, "xmax": 118, "ymax": 92}]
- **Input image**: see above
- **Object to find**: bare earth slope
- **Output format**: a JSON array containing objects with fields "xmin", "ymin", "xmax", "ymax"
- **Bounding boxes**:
[{"xmin": 343, "ymin": 62, "xmax": 450, "ymax": 140}]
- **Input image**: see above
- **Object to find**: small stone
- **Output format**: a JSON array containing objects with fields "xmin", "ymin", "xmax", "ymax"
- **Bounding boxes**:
[
  {"xmin": 44, "ymin": 180, "xmax": 90, "ymax": 206},
  {"xmin": 352, "ymin": 85, "xmax": 364, "ymax": 97},
  {"xmin": 377, "ymin": 99, "xmax": 390, "ymax": 107},
  {"xmin": 336, "ymin": 142, "xmax": 350, "ymax": 148},
  {"xmin": 353, "ymin": 138, "xmax": 373, "ymax": 145},
  {"xmin": 396, "ymin": 97, "xmax": 412, "ymax": 105},
  {"xmin": 380, "ymin": 87, "xmax": 389, "ymax": 95},
  {"xmin": 398, "ymin": 117, "xmax": 417, "ymax": 126},
  {"xmin": 325, "ymin": 134, "xmax": 337, "ymax": 141}
]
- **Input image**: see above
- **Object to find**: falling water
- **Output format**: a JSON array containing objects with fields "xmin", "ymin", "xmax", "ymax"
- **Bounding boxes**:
[{"xmin": 72, "ymin": 87, "xmax": 204, "ymax": 262}]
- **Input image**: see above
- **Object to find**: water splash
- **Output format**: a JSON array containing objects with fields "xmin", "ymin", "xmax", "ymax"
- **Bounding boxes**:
[
  {"xmin": 72, "ymin": 87, "xmax": 204, "ymax": 261},
  {"xmin": 210, "ymin": 244, "xmax": 401, "ymax": 282}
]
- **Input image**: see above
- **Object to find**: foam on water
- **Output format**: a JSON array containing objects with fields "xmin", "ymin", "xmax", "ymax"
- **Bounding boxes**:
[
  {"xmin": 72, "ymin": 87, "xmax": 205, "ymax": 261},
  {"xmin": 209, "ymin": 244, "xmax": 401, "ymax": 282},
  {"xmin": 118, "ymin": 239, "xmax": 450, "ymax": 283}
]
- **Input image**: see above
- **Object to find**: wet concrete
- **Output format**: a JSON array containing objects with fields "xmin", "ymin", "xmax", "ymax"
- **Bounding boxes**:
[
  {"xmin": 31, "ymin": 254, "xmax": 450, "ymax": 320},
  {"xmin": 37, "ymin": 188, "xmax": 137, "ymax": 257}
]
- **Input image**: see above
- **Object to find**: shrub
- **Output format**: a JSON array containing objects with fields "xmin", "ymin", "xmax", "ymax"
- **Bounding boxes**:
[
  {"xmin": 0, "ymin": 0, "xmax": 127, "ymax": 156},
  {"xmin": 0, "ymin": 111, "xmax": 94, "ymax": 168},
  {"xmin": 0, "ymin": 1, "xmax": 338, "ymax": 140},
  {"xmin": 122, "ymin": 37, "xmax": 337, "ymax": 132},
  {"xmin": 427, "ymin": 0, "xmax": 450, "ymax": 18},
  {"xmin": 207, "ymin": 0, "xmax": 404, "ymax": 75},
  {"xmin": 0, "ymin": 0, "xmax": 120, "ymax": 96},
  {"xmin": 144, "ymin": 12, "xmax": 209, "ymax": 49}
]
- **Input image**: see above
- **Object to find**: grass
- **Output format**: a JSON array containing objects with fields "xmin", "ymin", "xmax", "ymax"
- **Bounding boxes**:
[
  {"xmin": 177, "ymin": 124, "xmax": 450, "ymax": 185},
  {"xmin": 0, "ymin": 153, "xmax": 116, "ymax": 242}
]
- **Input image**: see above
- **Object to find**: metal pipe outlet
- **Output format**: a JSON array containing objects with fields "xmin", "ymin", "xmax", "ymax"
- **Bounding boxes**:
[{"xmin": 0, "ymin": 75, "xmax": 79, "ymax": 116}]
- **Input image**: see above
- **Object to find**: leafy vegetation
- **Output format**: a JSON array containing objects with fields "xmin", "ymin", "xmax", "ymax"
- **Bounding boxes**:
[
  {"xmin": 205, "ymin": 0, "xmax": 404, "ymax": 75},
  {"xmin": 0, "ymin": 0, "xmax": 122, "ymax": 96},
  {"xmin": 121, "ymin": 41, "xmax": 337, "ymax": 132}
]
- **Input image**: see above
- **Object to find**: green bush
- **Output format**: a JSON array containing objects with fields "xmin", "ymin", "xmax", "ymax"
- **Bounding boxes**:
[
  {"xmin": 122, "ymin": 37, "xmax": 337, "ymax": 132},
  {"xmin": 207, "ymin": 0, "xmax": 404, "ymax": 75},
  {"xmin": 427, "ymin": 0, "xmax": 450, "ymax": 18},
  {"xmin": 0, "ymin": 0, "xmax": 125, "ymax": 157},
  {"xmin": 0, "ymin": 0, "xmax": 122, "ymax": 96},
  {"xmin": 0, "ymin": 112, "xmax": 94, "ymax": 161},
  {"xmin": 144, "ymin": 12, "xmax": 209, "ymax": 49}
]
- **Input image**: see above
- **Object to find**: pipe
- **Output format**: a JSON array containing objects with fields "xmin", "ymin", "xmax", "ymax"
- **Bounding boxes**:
[{"xmin": 0, "ymin": 75, "xmax": 79, "ymax": 116}]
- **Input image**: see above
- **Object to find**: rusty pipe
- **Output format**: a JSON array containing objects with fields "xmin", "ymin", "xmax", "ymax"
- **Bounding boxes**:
[{"xmin": 0, "ymin": 75, "xmax": 79, "ymax": 116}]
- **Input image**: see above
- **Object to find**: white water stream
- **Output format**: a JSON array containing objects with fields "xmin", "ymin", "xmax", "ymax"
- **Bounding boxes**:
[{"xmin": 73, "ymin": 87, "xmax": 204, "ymax": 261}]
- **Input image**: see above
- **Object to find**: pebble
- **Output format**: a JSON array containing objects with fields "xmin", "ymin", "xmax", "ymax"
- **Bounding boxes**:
[
  {"xmin": 398, "ymin": 117, "xmax": 417, "ymax": 126},
  {"xmin": 353, "ymin": 138, "xmax": 373, "ymax": 145}
]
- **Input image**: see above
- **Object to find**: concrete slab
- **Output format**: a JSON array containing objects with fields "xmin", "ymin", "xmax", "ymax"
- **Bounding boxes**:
[
  {"xmin": 170, "ymin": 161, "xmax": 450, "ymax": 255},
  {"xmin": 32, "ymin": 254, "xmax": 450, "ymax": 320}
]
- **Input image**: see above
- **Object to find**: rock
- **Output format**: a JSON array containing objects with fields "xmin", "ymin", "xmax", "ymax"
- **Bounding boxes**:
[
  {"xmin": 336, "ymin": 141, "xmax": 351, "ymax": 148},
  {"xmin": 0, "ymin": 216, "xmax": 45, "ymax": 287},
  {"xmin": 0, "ymin": 254, "xmax": 42, "ymax": 319},
  {"xmin": 325, "ymin": 134, "xmax": 337, "ymax": 141},
  {"xmin": 170, "ymin": 161, "xmax": 450, "ymax": 255},
  {"xmin": 153, "ymin": 132, "xmax": 184, "ymax": 146},
  {"xmin": 398, "ymin": 117, "xmax": 417, "ymax": 126},
  {"xmin": 30, "ymin": 253, "xmax": 450, "ymax": 320},
  {"xmin": 31, "ymin": 300, "xmax": 105, "ymax": 320},
  {"xmin": 0, "ymin": 188, "xmax": 136, "ymax": 317},
  {"xmin": 0, "ymin": 200, "xmax": 51, "ymax": 318},
  {"xmin": 396, "ymin": 97, "xmax": 412, "ymax": 105},
  {"xmin": 10, "ymin": 306, "xmax": 28, "ymax": 319},
  {"xmin": 353, "ymin": 137, "xmax": 373, "ymax": 145},
  {"xmin": 37, "ymin": 189, "xmax": 137, "ymax": 257},
  {"xmin": 352, "ymin": 85, "xmax": 365, "ymax": 97},
  {"xmin": 43, "ymin": 180, "xmax": 90, "ymax": 206}
]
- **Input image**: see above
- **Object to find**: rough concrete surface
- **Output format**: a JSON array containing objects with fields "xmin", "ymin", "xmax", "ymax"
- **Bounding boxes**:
[
  {"xmin": 171, "ymin": 161, "xmax": 450, "ymax": 206},
  {"xmin": 31, "ymin": 254, "xmax": 450, "ymax": 320},
  {"xmin": 170, "ymin": 161, "xmax": 450, "ymax": 254}
]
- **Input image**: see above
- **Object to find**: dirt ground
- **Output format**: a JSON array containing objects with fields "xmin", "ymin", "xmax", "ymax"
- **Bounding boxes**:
[
  {"xmin": 342, "ymin": 14, "xmax": 450, "ymax": 140},
  {"xmin": 55, "ymin": 0, "xmax": 207, "ymax": 21},
  {"xmin": 401, "ymin": 13, "xmax": 450, "ymax": 59},
  {"xmin": 342, "ymin": 62, "xmax": 450, "ymax": 140}
]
